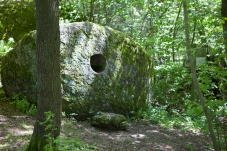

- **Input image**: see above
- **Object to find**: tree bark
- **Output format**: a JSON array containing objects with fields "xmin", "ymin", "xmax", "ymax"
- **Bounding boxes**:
[
  {"xmin": 172, "ymin": 2, "xmax": 182, "ymax": 62},
  {"xmin": 222, "ymin": 0, "xmax": 227, "ymax": 55},
  {"xmin": 182, "ymin": 1, "xmax": 220, "ymax": 151},
  {"xmin": 26, "ymin": 0, "xmax": 62, "ymax": 150},
  {"xmin": 90, "ymin": 0, "xmax": 95, "ymax": 22}
]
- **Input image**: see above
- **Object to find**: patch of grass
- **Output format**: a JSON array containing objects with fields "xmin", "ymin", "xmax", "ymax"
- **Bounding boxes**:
[
  {"xmin": 130, "ymin": 106, "xmax": 168, "ymax": 124},
  {"xmin": 37, "ymin": 111, "xmax": 97, "ymax": 151},
  {"xmin": 0, "ymin": 88, "xmax": 36, "ymax": 116},
  {"xmin": 0, "ymin": 144, "xmax": 9, "ymax": 150},
  {"xmin": 19, "ymin": 121, "xmax": 27, "ymax": 129},
  {"xmin": 130, "ymin": 105, "xmax": 199, "ymax": 131},
  {"xmin": 58, "ymin": 138, "xmax": 97, "ymax": 151},
  {"xmin": 6, "ymin": 132, "xmax": 14, "ymax": 142},
  {"xmin": 0, "ymin": 89, "xmax": 37, "ymax": 116},
  {"xmin": 62, "ymin": 120, "xmax": 73, "ymax": 127},
  {"xmin": 186, "ymin": 144, "xmax": 195, "ymax": 151}
]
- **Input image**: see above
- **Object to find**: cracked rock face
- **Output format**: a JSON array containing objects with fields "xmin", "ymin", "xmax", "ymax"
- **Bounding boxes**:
[{"xmin": 1, "ymin": 22, "xmax": 153, "ymax": 120}]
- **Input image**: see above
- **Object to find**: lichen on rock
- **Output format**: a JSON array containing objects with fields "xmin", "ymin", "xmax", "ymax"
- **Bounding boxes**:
[{"xmin": 1, "ymin": 22, "xmax": 153, "ymax": 120}]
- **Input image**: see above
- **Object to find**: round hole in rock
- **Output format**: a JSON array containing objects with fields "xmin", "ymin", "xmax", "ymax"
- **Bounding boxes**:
[{"xmin": 90, "ymin": 54, "xmax": 106, "ymax": 73}]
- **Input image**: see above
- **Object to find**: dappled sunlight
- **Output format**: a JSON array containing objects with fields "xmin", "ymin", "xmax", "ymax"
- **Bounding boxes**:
[
  {"xmin": 7, "ymin": 127, "xmax": 33, "ymax": 136},
  {"xmin": 21, "ymin": 124, "xmax": 33, "ymax": 130},
  {"xmin": 0, "ymin": 144, "xmax": 9, "ymax": 149},
  {"xmin": 0, "ymin": 113, "xmax": 34, "ymax": 150},
  {"xmin": 1, "ymin": 112, "xmax": 213, "ymax": 150},
  {"xmin": 68, "ymin": 121, "xmax": 213, "ymax": 150},
  {"xmin": 0, "ymin": 115, "xmax": 7, "ymax": 122},
  {"xmin": 0, "ymin": 115, "xmax": 214, "ymax": 150},
  {"xmin": 132, "ymin": 140, "xmax": 141, "ymax": 144},
  {"xmin": 146, "ymin": 129, "xmax": 171, "ymax": 139},
  {"xmin": 147, "ymin": 129, "xmax": 159, "ymax": 133},
  {"xmin": 155, "ymin": 144, "xmax": 174, "ymax": 151},
  {"xmin": 130, "ymin": 133, "xmax": 145, "ymax": 139},
  {"xmin": 177, "ymin": 133, "xmax": 183, "ymax": 137}
]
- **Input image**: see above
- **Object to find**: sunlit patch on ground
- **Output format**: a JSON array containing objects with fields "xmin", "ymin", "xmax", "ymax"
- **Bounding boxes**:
[{"xmin": 0, "ymin": 114, "xmax": 34, "ymax": 150}]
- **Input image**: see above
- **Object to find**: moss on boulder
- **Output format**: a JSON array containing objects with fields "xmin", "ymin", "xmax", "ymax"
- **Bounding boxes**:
[
  {"xmin": 90, "ymin": 112, "xmax": 129, "ymax": 130},
  {"xmin": 1, "ymin": 22, "xmax": 153, "ymax": 120}
]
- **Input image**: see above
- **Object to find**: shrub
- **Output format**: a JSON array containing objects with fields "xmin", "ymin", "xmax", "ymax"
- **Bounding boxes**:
[
  {"xmin": 153, "ymin": 63, "xmax": 191, "ymax": 113},
  {"xmin": 11, "ymin": 95, "xmax": 37, "ymax": 116},
  {"xmin": 0, "ymin": 0, "xmax": 36, "ymax": 41}
]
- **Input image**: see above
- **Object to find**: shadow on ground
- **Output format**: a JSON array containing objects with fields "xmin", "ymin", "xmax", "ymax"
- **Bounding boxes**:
[{"xmin": 0, "ymin": 92, "xmax": 213, "ymax": 151}]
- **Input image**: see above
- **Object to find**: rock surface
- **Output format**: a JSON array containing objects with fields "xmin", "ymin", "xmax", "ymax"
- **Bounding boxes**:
[
  {"xmin": 90, "ymin": 112, "xmax": 128, "ymax": 130},
  {"xmin": 1, "ymin": 22, "xmax": 153, "ymax": 120}
]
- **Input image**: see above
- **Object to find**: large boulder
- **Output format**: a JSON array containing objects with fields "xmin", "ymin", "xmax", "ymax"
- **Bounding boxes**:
[{"xmin": 1, "ymin": 22, "xmax": 153, "ymax": 120}]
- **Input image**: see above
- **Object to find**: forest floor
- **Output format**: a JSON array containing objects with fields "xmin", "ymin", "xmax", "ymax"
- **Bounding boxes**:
[{"xmin": 0, "ymin": 92, "xmax": 214, "ymax": 151}]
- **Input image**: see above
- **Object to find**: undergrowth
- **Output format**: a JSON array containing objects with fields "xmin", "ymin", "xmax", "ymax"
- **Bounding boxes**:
[
  {"xmin": 36, "ymin": 111, "xmax": 96, "ymax": 151},
  {"xmin": 10, "ymin": 95, "xmax": 37, "ymax": 116},
  {"xmin": 130, "ymin": 105, "xmax": 198, "ymax": 131}
]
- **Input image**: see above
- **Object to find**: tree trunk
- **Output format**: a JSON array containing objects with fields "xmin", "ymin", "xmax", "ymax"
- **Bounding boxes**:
[
  {"xmin": 221, "ymin": 0, "xmax": 227, "ymax": 105},
  {"xmin": 172, "ymin": 2, "xmax": 182, "ymax": 62},
  {"xmin": 26, "ymin": 0, "xmax": 62, "ymax": 150},
  {"xmin": 182, "ymin": 1, "xmax": 220, "ymax": 151},
  {"xmin": 221, "ymin": 3, "xmax": 227, "ymax": 149},
  {"xmin": 90, "ymin": 0, "xmax": 95, "ymax": 22},
  {"xmin": 222, "ymin": 0, "xmax": 227, "ymax": 55}
]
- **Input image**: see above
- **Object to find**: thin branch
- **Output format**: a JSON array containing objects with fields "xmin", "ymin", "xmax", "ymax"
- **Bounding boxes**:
[
  {"xmin": 172, "ymin": 2, "xmax": 182, "ymax": 62},
  {"xmin": 158, "ymin": 0, "xmax": 174, "ymax": 19},
  {"xmin": 190, "ymin": 19, "xmax": 196, "ymax": 45}
]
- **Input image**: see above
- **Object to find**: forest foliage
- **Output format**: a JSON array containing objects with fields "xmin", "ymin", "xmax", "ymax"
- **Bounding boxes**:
[{"xmin": 0, "ymin": 0, "xmax": 226, "ymax": 150}]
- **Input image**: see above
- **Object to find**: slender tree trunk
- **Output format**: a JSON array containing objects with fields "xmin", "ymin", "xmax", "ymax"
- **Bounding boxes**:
[
  {"xmin": 222, "ymin": 0, "xmax": 227, "ymax": 55},
  {"xmin": 26, "ymin": 0, "xmax": 62, "ymax": 150},
  {"xmin": 90, "ymin": 0, "xmax": 95, "ymax": 22},
  {"xmin": 221, "ymin": 0, "xmax": 227, "ymax": 105},
  {"xmin": 172, "ymin": 2, "xmax": 182, "ymax": 62},
  {"xmin": 221, "ymin": 0, "xmax": 227, "ymax": 149},
  {"xmin": 182, "ymin": 1, "xmax": 220, "ymax": 151}
]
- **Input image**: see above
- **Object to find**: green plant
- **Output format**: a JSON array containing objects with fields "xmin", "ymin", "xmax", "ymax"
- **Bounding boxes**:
[
  {"xmin": 26, "ymin": 104, "xmax": 37, "ymax": 116},
  {"xmin": 0, "ymin": 38, "xmax": 14, "ymax": 56},
  {"xmin": 0, "ymin": 89, "xmax": 4, "ymax": 95},
  {"xmin": 58, "ymin": 138, "xmax": 96, "ymax": 151},
  {"xmin": 6, "ymin": 132, "xmax": 14, "ymax": 142},
  {"xmin": 186, "ymin": 144, "xmax": 194, "ymax": 151},
  {"xmin": 0, "ymin": 89, "xmax": 10, "ymax": 102},
  {"xmin": 39, "ymin": 111, "xmax": 96, "ymax": 151},
  {"xmin": 154, "ymin": 63, "xmax": 192, "ymax": 113},
  {"xmin": 11, "ymin": 95, "xmax": 30, "ymax": 113},
  {"xmin": 0, "ymin": 0, "xmax": 36, "ymax": 41},
  {"xmin": 11, "ymin": 95, "xmax": 37, "ymax": 116},
  {"xmin": 38, "ymin": 111, "xmax": 59, "ymax": 151},
  {"xmin": 131, "ymin": 105, "xmax": 168, "ymax": 125}
]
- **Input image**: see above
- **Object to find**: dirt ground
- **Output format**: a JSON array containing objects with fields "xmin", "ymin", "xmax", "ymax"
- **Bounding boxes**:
[{"xmin": 0, "ymin": 100, "xmax": 214, "ymax": 151}]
